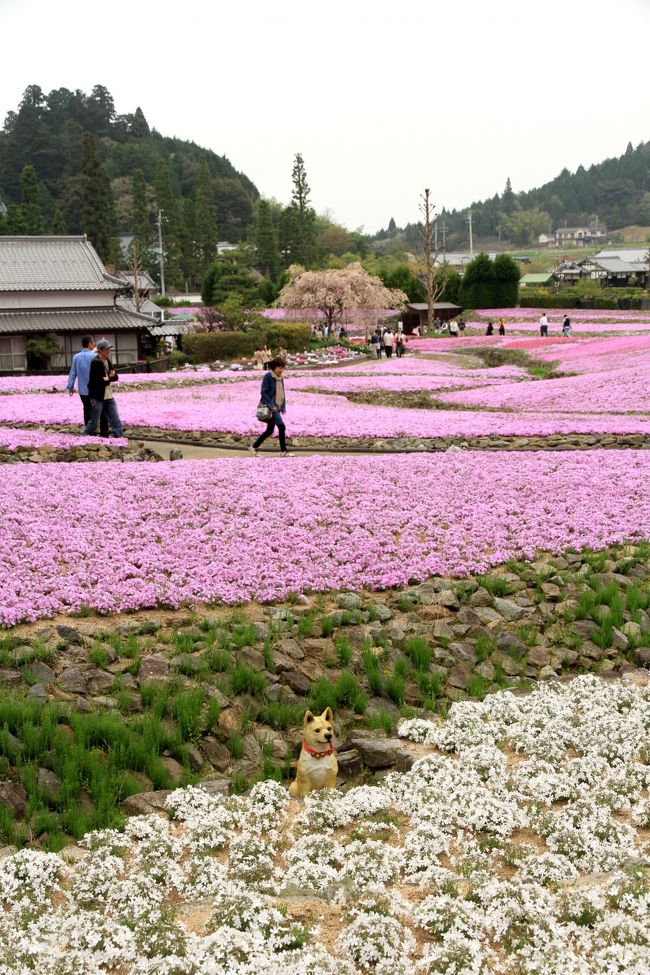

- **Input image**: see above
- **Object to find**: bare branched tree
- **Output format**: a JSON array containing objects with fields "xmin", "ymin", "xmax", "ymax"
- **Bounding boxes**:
[
  {"xmin": 128, "ymin": 240, "xmax": 144, "ymax": 313},
  {"xmin": 417, "ymin": 189, "xmax": 444, "ymax": 331}
]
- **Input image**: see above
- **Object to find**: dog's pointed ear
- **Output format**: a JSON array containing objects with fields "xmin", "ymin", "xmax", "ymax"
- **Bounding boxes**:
[
  {"xmin": 322, "ymin": 707, "xmax": 334, "ymax": 723},
  {"xmin": 304, "ymin": 710, "xmax": 315, "ymax": 723}
]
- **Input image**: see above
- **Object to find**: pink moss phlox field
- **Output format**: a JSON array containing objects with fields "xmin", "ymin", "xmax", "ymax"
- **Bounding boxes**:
[
  {"xmin": 0, "ymin": 429, "xmax": 126, "ymax": 451},
  {"xmin": 2, "ymin": 382, "xmax": 650, "ymax": 436},
  {"xmin": 440, "ymin": 335, "xmax": 650, "ymax": 413},
  {"xmin": 2, "ymin": 451, "xmax": 649, "ymax": 626}
]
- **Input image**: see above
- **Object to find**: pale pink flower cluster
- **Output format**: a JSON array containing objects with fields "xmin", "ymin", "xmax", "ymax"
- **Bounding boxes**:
[
  {"xmin": 1, "ymin": 382, "xmax": 648, "ymax": 436},
  {"xmin": 2, "ymin": 450, "xmax": 650, "ymax": 625}
]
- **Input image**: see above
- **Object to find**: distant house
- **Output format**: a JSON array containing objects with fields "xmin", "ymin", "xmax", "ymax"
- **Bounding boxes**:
[
  {"xmin": 555, "ymin": 262, "xmax": 588, "ymax": 286},
  {"xmin": 595, "ymin": 249, "xmax": 648, "ymax": 267},
  {"xmin": 402, "ymin": 302, "xmax": 462, "ymax": 332},
  {"xmin": 578, "ymin": 255, "xmax": 647, "ymax": 288},
  {"xmin": 0, "ymin": 236, "xmax": 157, "ymax": 372},
  {"xmin": 441, "ymin": 252, "xmax": 497, "ymax": 269},
  {"xmin": 520, "ymin": 271, "xmax": 555, "ymax": 288},
  {"xmin": 541, "ymin": 226, "xmax": 608, "ymax": 248}
]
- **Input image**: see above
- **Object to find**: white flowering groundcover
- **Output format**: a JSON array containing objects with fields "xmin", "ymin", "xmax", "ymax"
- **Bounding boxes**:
[{"xmin": 1, "ymin": 675, "xmax": 649, "ymax": 975}]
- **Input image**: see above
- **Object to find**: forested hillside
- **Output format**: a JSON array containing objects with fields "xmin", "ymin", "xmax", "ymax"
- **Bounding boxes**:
[
  {"xmin": 374, "ymin": 140, "xmax": 650, "ymax": 250},
  {"xmin": 0, "ymin": 85, "xmax": 259, "ymax": 285}
]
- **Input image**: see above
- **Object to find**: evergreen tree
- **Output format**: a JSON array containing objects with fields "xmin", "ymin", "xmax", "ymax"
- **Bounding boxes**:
[
  {"xmin": 279, "ymin": 205, "xmax": 299, "ymax": 267},
  {"xmin": 255, "ymin": 199, "xmax": 279, "ymax": 278},
  {"xmin": 289, "ymin": 153, "xmax": 316, "ymax": 265},
  {"xmin": 19, "ymin": 164, "xmax": 45, "ymax": 234},
  {"xmin": 79, "ymin": 132, "xmax": 115, "ymax": 261},
  {"xmin": 493, "ymin": 253, "xmax": 521, "ymax": 307},
  {"xmin": 201, "ymin": 253, "xmax": 261, "ymax": 306},
  {"xmin": 387, "ymin": 217, "xmax": 397, "ymax": 235},
  {"xmin": 154, "ymin": 159, "xmax": 182, "ymax": 287},
  {"xmin": 132, "ymin": 168, "xmax": 153, "ymax": 268},
  {"xmin": 501, "ymin": 177, "xmax": 517, "ymax": 215},
  {"xmin": 195, "ymin": 158, "xmax": 217, "ymax": 272},
  {"xmin": 51, "ymin": 208, "xmax": 67, "ymax": 235},
  {"xmin": 459, "ymin": 253, "xmax": 496, "ymax": 309},
  {"xmin": 179, "ymin": 197, "xmax": 200, "ymax": 290}
]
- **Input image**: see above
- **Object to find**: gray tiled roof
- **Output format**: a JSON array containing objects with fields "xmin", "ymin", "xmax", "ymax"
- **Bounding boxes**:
[
  {"xmin": 0, "ymin": 236, "xmax": 125, "ymax": 291},
  {"xmin": 0, "ymin": 307, "xmax": 156, "ymax": 335}
]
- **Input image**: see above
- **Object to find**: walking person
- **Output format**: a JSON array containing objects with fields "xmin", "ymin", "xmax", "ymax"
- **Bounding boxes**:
[
  {"xmin": 83, "ymin": 340, "xmax": 124, "ymax": 438},
  {"xmin": 372, "ymin": 328, "xmax": 383, "ymax": 358},
  {"xmin": 383, "ymin": 327, "xmax": 394, "ymax": 358},
  {"xmin": 67, "ymin": 335, "xmax": 108, "ymax": 436},
  {"xmin": 250, "ymin": 358, "xmax": 292, "ymax": 456},
  {"xmin": 498, "ymin": 319, "xmax": 506, "ymax": 336},
  {"xmin": 396, "ymin": 330, "xmax": 406, "ymax": 357},
  {"xmin": 449, "ymin": 319, "xmax": 459, "ymax": 337},
  {"xmin": 261, "ymin": 344, "xmax": 273, "ymax": 370},
  {"xmin": 458, "ymin": 317, "xmax": 466, "ymax": 334},
  {"xmin": 486, "ymin": 321, "xmax": 494, "ymax": 336},
  {"xmin": 539, "ymin": 313, "xmax": 549, "ymax": 337},
  {"xmin": 562, "ymin": 315, "xmax": 571, "ymax": 337}
]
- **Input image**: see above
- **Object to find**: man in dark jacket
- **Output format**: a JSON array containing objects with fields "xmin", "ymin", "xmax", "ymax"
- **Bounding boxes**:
[{"xmin": 83, "ymin": 340, "xmax": 124, "ymax": 437}]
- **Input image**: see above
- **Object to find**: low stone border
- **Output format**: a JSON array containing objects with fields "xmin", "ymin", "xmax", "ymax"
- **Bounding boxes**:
[
  {"xmin": 0, "ymin": 441, "xmax": 162, "ymax": 464},
  {"xmin": 2, "ymin": 422, "xmax": 650, "ymax": 453}
]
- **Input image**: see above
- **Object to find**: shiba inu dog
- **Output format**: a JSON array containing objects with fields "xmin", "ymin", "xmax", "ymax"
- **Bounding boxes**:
[{"xmin": 289, "ymin": 707, "xmax": 338, "ymax": 799}]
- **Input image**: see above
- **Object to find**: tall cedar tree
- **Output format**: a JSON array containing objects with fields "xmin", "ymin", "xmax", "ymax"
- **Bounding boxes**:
[
  {"xmin": 79, "ymin": 133, "xmax": 115, "ymax": 261},
  {"xmin": 195, "ymin": 158, "xmax": 217, "ymax": 270},
  {"xmin": 180, "ymin": 197, "xmax": 200, "ymax": 290},
  {"xmin": 132, "ymin": 168, "xmax": 152, "ymax": 260},
  {"xmin": 51, "ymin": 208, "xmax": 67, "ymax": 235},
  {"xmin": 154, "ymin": 159, "xmax": 182, "ymax": 288},
  {"xmin": 289, "ymin": 153, "xmax": 316, "ymax": 265},
  {"xmin": 19, "ymin": 164, "xmax": 45, "ymax": 234},
  {"xmin": 255, "ymin": 199, "xmax": 279, "ymax": 278}
]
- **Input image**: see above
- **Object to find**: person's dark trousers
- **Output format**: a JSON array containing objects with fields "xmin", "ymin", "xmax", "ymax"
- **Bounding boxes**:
[
  {"xmin": 83, "ymin": 398, "xmax": 124, "ymax": 437},
  {"xmin": 376, "ymin": 347, "xmax": 382, "ymax": 359},
  {"xmin": 385, "ymin": 346, "xmax": 392, "ymax": 358},
  {"xmin": 80, "ymin": 393, "xmax": 108, "ymax": 436},
  {"xmin": 253, "ymin": 413, "xmax": 287, "ymax": 452}
]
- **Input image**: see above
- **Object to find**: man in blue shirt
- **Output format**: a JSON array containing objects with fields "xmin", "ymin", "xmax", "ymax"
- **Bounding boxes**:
[{"xmin": 67, "ymin": 335, "xmax": 108, "ymax": 436}]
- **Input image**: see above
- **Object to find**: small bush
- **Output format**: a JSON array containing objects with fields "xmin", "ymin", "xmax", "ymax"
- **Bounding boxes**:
[
  {"xmin": 404, "ymin": 636, "xmax": 432, "ymax": 671},
  {"xmin": 230, "ymin": 665, "xmax": 266, "ymax": 697},
  {"xmin": 335, "ymin": 635, "xmax": 353, "ymax": 666}
]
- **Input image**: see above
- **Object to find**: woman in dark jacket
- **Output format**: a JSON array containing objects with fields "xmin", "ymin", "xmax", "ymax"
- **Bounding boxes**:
[{"xmin": 250, "ymin": 358, "xmax": 292, "ymax": 456}]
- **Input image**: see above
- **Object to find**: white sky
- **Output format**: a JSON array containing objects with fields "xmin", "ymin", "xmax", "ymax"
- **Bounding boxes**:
[{"xmin": 1, "ymin": 0, "xmax": 649, "ymax": 233}]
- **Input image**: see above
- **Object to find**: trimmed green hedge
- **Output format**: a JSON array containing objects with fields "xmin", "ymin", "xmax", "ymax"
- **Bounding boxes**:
[
  {"xmin": 520, "ymin": 289, "xmax": 646, "ymax": 310},
  {"xmin": 182, "ymin": 323, "xmax": 312, "ymax": 363}
]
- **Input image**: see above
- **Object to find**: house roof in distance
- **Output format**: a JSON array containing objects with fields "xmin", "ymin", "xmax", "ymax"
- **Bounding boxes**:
[
  {"xmin": 0, "ymin": 236, "xmax": 125, "ymax": 292},
  {"xmin": 407, "ymin": 302, "xmax": 461, "ymax": 311},
  {"xmin": 520, "ymin": 272, "xmax": 555, "ymax": 285},
  {"xmin": 0, "ymin": 307, "xmax": 156, "ymax": 335},
  {"xmin": 595, "ymin": 249, "xmax": 648, "ymax": 265}
]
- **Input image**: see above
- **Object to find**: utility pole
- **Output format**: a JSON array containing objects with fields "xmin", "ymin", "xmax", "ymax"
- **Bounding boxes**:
[
  {"xmin": 497, "ymin": 222, "xmax": 502, "ymax": 244},
  {"xmin": 157, "ymin": 209, "xmax": 166, "ymax": 297},
  {"xmin": 467, "ymin": 209, "xmax": 474, "ymax": 256},
  {"xmin": 434, "ymin": 220, "xmax": 438, "ymax": 250},
  {"xmin": 441, "ymin": 222, "xmax": 447, "ymax": 257}
]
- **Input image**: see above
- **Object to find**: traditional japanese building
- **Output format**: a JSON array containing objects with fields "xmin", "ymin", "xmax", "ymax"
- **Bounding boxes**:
[{"xmin": 0, "ymin": 236, "xmax": 157, "ymax": 372}]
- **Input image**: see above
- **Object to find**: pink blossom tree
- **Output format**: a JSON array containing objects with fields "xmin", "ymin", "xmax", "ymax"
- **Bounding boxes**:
[{"xmin": 277, "ymin": 262, "xmax": 407, "ymax": 331}]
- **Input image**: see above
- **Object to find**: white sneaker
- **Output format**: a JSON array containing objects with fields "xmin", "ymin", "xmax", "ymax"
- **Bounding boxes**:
[
  {"xmin": 249, "ymin": 446, "xmax": 259, "ymax": 456},
  {"xmin": 280, "ymin": 451, "xmax": 295, "ymax": 457}
]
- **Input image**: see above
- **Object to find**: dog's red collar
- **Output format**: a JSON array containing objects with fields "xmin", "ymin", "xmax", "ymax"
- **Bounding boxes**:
[{"xmin": 302, "ymin": 740, "xmax": 334, "ymax": 758}]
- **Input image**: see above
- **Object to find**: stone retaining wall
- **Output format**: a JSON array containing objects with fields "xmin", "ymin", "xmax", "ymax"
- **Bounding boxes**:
[
  {"xmin": 0, "ymin": 441, "xmax": 162, "ymax": 464},
  {"xmin": 2, "ymin": 422, "xmax": 650, "ymax": 453}
]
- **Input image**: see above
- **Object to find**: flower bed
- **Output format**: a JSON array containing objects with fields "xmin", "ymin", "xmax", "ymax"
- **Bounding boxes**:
[
  {"xmin": 3, "ymin": 381, "xmax": 650, "ymax": 438},
  {"xmin": 2, "ymin": 450, "xmax": 650, "ymax": 625},
  {"xmin": 1, "ymin": 674, "xmax": 648, "ymax": 973},
  {"xmin": 0, "ymin": 429, "xmax": 127, "ymax": 451}
]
